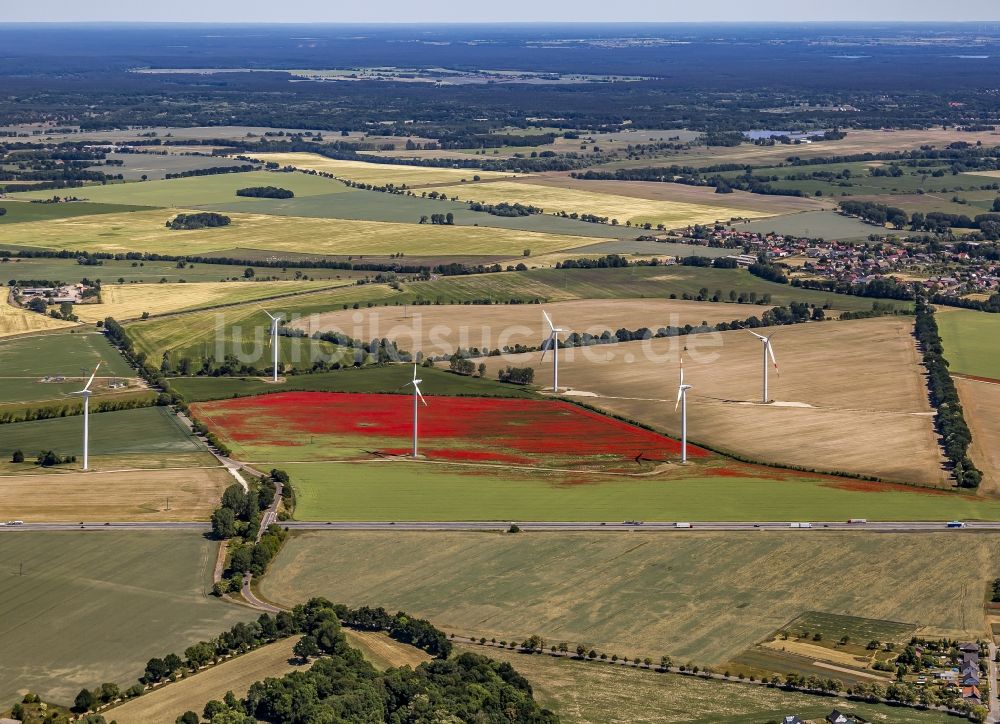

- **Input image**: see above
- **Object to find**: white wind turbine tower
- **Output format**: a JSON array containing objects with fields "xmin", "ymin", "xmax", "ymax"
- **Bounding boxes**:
[
  {"xmin": 405, "ymin": 364, "xmax": 428, "ymax": 458},
  {"xmin": 540, "ymin": 310, "xmax": 567, "ymax": 392},
  {"xmin": 71, "ymin": 362, "xmax": 101, "ymax": 471},
  {"xmin": 747, "ymin": 330, "xmax": 779, "ymax": 403},
  {"xmin": 262, "ymin": 310, "xmax": 282, "ymax": 382},
  {"xmin": 674, "ymin": 358, "xmax": 693, "ymax": 463}
]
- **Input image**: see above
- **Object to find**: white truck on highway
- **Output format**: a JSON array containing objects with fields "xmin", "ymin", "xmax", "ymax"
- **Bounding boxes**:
[
  {"xmin": 674, "ymin": 522, "xmax": 692, "ymax": 529},
  {"xmin": 789, "ymin": 522, "xmax": 812, "ymax": 529}
]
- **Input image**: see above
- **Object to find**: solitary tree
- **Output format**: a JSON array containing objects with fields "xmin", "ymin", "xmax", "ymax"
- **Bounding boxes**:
[{"xmin": 11, "ymin": 449, "xmax": 24, "ymax": 463}]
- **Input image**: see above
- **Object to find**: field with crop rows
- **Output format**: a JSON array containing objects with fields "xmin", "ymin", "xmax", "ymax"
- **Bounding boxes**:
[
  {"xmin": 0, "ymin": 406, "xmax": 207, "ymax": 472},
  {"xmin": 263, "ymin": 531, "xmax": 1000, "ymax": 668},
  {"xmin": 0, "ymin": 531, "xmax": 253, "ymax": 705}
]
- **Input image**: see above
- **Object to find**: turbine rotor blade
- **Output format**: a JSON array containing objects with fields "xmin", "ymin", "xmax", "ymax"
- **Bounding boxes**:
[
  {"xmin": 414, "ymin": 384, "xmax": 427, "ymax": 406},
  {"xmin": 768, "ymin": 342, "xmax": 779, "ymax": 375},
  {"xmin": 542, "ymin": 310, "xmax": 554, "ymax": 331},
  {"xmin": 83, "ymin": 362, "xmax": 101, "ymax": 391},
  {"xmin": 746, "ymin": 329, "xmax": 767, "ymax": 341},
  {"xmin": 540, "ymin": 334, "xmax": 554, "ymax": 361}
]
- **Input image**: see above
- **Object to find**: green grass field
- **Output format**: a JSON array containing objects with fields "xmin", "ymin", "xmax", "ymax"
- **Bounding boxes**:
[
  {"xmin": 0, "ymin": 200, "xmax": 152, "ymax": 225},
  {"xmin": 12, "ymin": 170, "xmax": 348, "ymax": 207},
  {"xmin": 280, "ymin": 460, "xmax": 1000, "ymax": 522},
  {"xmin": 738, "ymin": 211, "xmax": 895, "ymax": 241},
  {"xmin": 0, "ymin": 406, "xmax": 203, "ymax": 465},
  {"xmin": 461, "ymin": 644, "xmax": 950, "ymax": 724},
  {"xmin": 262, "ymin": 531, "xmax": 1000, "ymax": 668},
  {"xmin": 0, "ymin": 330, "xmax": 138, "ymax": 404},
  {"xmin": 0, "ymin": 531, "xmax": 253, "ymax": 706},
  {"xmin": 170, "ymin": 365, "xmax": 534, "ymax": 403},
  {"xmin": 937, "ymin": 308, "xmax": 1000, "ymax": 379},
  {"xmin": 199, "ymin": 186, "xmax": 629, "ymax": 239}
]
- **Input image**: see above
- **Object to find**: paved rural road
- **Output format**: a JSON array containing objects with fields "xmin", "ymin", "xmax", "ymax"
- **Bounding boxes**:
[
  {"xmin": 281, "ymin": 520, "xmax": 1000, "ymax": 532},
  {"xmin": 4, "ymin": 520, "xmax": 1000, "ymax": 532}
]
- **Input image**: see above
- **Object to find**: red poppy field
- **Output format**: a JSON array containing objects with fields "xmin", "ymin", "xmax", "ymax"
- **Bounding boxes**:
[{"xmin": 190, "ymin": 391, "xmax": 708, "ymax": 467}]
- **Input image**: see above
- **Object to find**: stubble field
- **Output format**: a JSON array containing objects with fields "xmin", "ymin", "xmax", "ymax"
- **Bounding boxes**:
[
  {"xmin": 291, "ymin": 298, "xmax": 761, "ymax": 359},
  {"xmin": 106, "ymin": 637, "xmax": 307, "ymax": 724},
  {"xmin": 431, "ymin": 180, "xmax": 773, "ymax": 229},
  {"xmin": 245, "ymin": 152, "xmax": 520, "ymax": 186},
  {"xmin": 955, "ymin": 377, "xmax": 1000, "ymax": 495},
  {"xmin": 483, "ymin": 316, "xmax": 945, "ymax": 485},
  {"xmin": 0, "ymin": 467, "xmax": 231, "ymax": 522},
  {"xmin": 0, "ymin": 298, "xmax": 77, "ymax": 338},
  {"xmin": 74, "ymin": 279, "xmax": 349, "ymax": 323}
]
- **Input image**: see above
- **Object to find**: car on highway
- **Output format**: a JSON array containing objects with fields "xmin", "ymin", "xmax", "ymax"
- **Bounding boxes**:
[{"xmin": 6, "ymin": 520, "xmax": 24, "ymax": 526}]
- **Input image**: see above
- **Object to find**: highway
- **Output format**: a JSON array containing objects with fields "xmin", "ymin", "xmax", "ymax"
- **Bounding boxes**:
[{"xmin": 4, "ymin": 520, "xmax": 1000, "ymax": 532}]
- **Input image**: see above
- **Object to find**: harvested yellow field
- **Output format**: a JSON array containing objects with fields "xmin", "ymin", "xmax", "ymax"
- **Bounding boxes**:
[
  {"xmin": 247, "ymin": 152, "xmax": 519, "ymax": 186},
  {"xmin": 482, "ymin": 316, "xmax": 945, "ymax": 485},
  {"xmin": 108, "ymin": 637, "xmax": 306, "ymax": 724},
  {"xmin": 0, "ymin": 208, "xmax": 591, "ymax": 257},
  {"xmin": 0, "ymin": 467, "xmax": 232, "ymax": 522},
  {"xmin": 345, "ymin": 630, "xmax": 433, "ymax": 670},
  {"xmin": 293, "ymin": 299, "xmax": 756, "ymax": 358},
  {"xmin": 955, "ymin": 377, "xmax": 1000, "ymax": 495},
  {"xmin": 520, "ymin": 174, "xmax": 831, "ymax": 214},
  {"xmin": 0, "ymin": 298, "xmax": 77, "ymax": 338},
  {"xmin": 434, "ymin": 180, "xmax": 772, "ymax": 229},
  {"xmin": 75, "ymin": 280, "xmax": 346, "ymax": 322}
]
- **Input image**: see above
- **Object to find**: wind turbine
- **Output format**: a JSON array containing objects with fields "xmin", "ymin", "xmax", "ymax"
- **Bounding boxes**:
[
  {"xmin": 540, "ymin": 310, "xmax": 567, "ymax": 392},
  {"xmin": 405, "ymin": 364, "xmax": 427, "ymax": 458},
  {"xmin": 747, "ymin": 330, "xmax": 779, "ymax": 403},
  {"xmin": 262, "ymin": 309, "xmax": 282, "ymax": 383},
  {"xmin": 71, "ymin": 363, "xmax": 101, "ymax": 471},
  {"xmin": 674, "ymin": 358, "xmax": 693, "ymax": 463}
]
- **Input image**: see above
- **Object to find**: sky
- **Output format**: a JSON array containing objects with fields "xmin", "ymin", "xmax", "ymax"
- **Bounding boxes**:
[{"xmin": 5, "ymin": 0, "xmax": 999, "ymax": 23}]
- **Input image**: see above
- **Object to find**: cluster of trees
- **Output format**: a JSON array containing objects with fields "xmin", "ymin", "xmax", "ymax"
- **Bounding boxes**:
[
  {"xmin": 467, "ymin": 200, "xmax": 541, "ymax": 217},
  {"xmin": 164, "ymin": 164, "xmax": 255, "ymax": 179},
  {"xmin": 338, "ymin": 605, "xmax": 452, "ymax": 658},
  {"xmin": 418, "ymin": 212, "xmax": 455, "ymax": 225},
  {"xmin": 914, "ymin": 298, "xmax": 982, "ymax": 488},
  {"xmin": 166, "ymin": 212, "xmax": 231, "ymax": 230},
  {"xmin": 448, "ymin": 355, "xmax": 477, "ymax": 376},
  {"xmin": 498, "ymin": 366, "xmax": 535, "ymax": 385},
  {"xmin": 235, "ymin": 186, "xmax": 294, "ymax": 199},
  {"xmin": 554, "ymin": 254, "xmax": 630, "ymax": 269},
  {"xmin": 34, "ymin": 450, "xmax": 77, "ymax": 467},
  {"xmin": 747, "ymin": 262, "xmax": 789, "ymax": 284}
]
